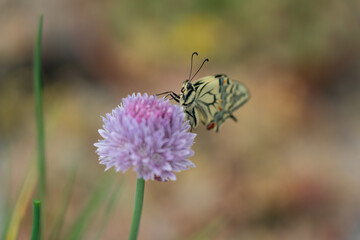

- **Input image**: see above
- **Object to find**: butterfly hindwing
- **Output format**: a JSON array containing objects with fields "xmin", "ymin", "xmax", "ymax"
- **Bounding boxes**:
[{"xmin": 213, "ymin": 75, "xmax": 249, "ymax": 131}]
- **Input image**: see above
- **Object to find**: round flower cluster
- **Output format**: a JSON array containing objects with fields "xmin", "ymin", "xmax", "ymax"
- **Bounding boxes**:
[{"xmin": 94, "ymin": 93, "xmax": 196, "ymax": 181}]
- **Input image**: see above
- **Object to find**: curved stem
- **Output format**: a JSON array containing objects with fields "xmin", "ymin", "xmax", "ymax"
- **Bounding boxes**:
[
  {"xmin": 128, "ymin": 178, "xmax": 145, "ymax": 240},
  {"xmin": 34, "ymin": 14, "xmax": 46, "ymax": 206},
  {"xmin": 34, "ymin": 14, "xmax": 45, "ymax": 240}
]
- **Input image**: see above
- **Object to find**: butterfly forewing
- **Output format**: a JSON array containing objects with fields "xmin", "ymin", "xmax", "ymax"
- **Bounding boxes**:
[{"xmin": 192, "ymin": 76, "xmax": 223, "ymax": 126}]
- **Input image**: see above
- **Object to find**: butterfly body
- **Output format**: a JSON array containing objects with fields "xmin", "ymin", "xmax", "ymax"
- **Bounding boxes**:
[{"xmin": 179, "ymin": 74, "xmax": 250, "ymax": 132}]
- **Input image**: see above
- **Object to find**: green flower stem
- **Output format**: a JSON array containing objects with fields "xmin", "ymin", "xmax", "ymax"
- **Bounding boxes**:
[
  {"xmin": 129, "ymin": 178, "xmax": 145, "ymax": 240},
  {"xmin": 31, "ymin": 200, "xmax": 41, "ymax": 240},
  {"xmin": 34, "ymin": 14, "xmax": 46, "ymax": 204}
]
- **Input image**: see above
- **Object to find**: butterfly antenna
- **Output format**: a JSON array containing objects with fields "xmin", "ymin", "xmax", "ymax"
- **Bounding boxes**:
[
  {"xmin": 189, "ymin": 52, "xmax": 198, "ymax": 80},
  {"xmin": 190, "ymin": 58, "xmax": 209, "ymax": 81}
]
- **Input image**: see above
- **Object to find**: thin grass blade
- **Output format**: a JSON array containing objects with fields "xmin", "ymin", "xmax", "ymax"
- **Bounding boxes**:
[
  {"xmin": 5, "ymin": 164, "xmax": 37, "ymax": 240},
  {"xmin": 49, "ymin": 166, "xmax": 77, "ymax": 240},
  {"xmin": 64, "ymin": 174, "xmax": 113, "ymax": 240},
  {"xmin": 94, "ymin": 178, "xmax": 124, "ymax": 240},
  {"xmin": 188, "ymin": 217, "xmax": 226, "ymax": 240},
  {"xmin": 34, "ymin": 14, "xmax": 46, "ymax": 204},
  {"xmin": 0, "ymin": 149, "xmax": 12, "ymax": 239}
]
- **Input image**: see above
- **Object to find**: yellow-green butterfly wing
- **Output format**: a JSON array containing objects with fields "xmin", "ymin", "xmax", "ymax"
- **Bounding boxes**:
[{"xmin": 179, "ymin": 74, "xmax": 250, "ymax": 132}]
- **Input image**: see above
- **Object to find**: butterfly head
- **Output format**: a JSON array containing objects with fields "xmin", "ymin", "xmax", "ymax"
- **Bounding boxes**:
[
  {"xmin": 179, "ymin": 80, "xmax": 196, "ymax": 105},
  {"xmin": 179, "ymin": 52, "xmax": 208, "ymax": 106}
]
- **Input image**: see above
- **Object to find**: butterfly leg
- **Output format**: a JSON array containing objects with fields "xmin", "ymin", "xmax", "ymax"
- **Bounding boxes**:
[
  {"xmin": 157, "ymin": 91, "xmax": 180, "ymax": 98},
  {"xmin": 164, "ymin": 93, "xmax": 180, "ymax": 103},
  {"xmin": 169, "ymin": 93, "xmax": 180, "ymax": 103},
  {"xmin": 158, "ymin": 91, "xmax": 180, "ymax": 103}
]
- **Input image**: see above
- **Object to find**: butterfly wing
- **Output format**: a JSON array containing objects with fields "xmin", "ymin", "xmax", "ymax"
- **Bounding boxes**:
[
  {"xmin": 214, "ymin": 74, "xmax": 250, "ymax": 131},
  {"xmin": 191, "ymin": 76, "xmax": 223, "ymax": 127},
  {"xmin": 192, "ymin": 74, "xmax": 250, "ymax": 131}
]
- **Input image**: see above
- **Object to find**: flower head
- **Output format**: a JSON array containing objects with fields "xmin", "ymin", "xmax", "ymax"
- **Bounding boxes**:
[{"xmin": 94, "ymin": 93, "xmax": 196, "ymax": 181}]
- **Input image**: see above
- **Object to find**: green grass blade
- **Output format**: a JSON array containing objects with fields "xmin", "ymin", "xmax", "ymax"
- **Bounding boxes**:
[
  {"xmin": 1, "ymin": 214, "xmax": 10, "ymax": 240},
  {"xmin": 94, "ymin": 178, "xmax": 124, "ymax": 240},
  {"xmin": 34, "ymin": 14, "xmax": 46, "ymax": 205},
  {"xmin": 188, "ymin": 217, "xmax": 225, "ymax": 240},
  {"xmin": 1, "ymin": 149, "xmax": 12, "ymax": 240},
  {"xmin": 64, "ymin": 175, "xmax": 113, "ymax": 240},
  {"xmin": 5, "ymin": 164, "xmax": 37, "ymax": 240},
  {"xmin": 49, "ymin": 167, "xmax": 77, "ymax": 240},
  {"xmin": 31, "ymin": 200, "xmax": 41, "ymax": 240}
]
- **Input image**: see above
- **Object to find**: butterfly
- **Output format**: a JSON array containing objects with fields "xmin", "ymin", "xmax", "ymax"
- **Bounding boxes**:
[{"xmin": 158, "ymin": 52, "xmax": 250, "ymax": 132}]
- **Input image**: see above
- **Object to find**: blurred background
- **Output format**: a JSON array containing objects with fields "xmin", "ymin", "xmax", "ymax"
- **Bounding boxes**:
[{"xmin": 1, "ymin": 0, "xmax": 360, "ymax": 239}]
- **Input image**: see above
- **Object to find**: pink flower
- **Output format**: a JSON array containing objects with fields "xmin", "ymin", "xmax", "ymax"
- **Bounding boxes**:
[{"xmin": 94, "ymin": 93, "xmax": 196, "ymax": 181}]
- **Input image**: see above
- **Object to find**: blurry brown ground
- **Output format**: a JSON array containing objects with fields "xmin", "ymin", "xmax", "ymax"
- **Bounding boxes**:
[{"xmin": 1, "ymin": 0, "xmax": 360, "ymax": 239}]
